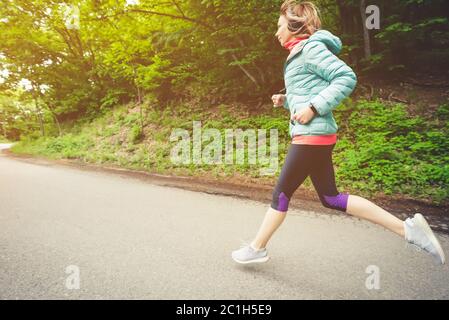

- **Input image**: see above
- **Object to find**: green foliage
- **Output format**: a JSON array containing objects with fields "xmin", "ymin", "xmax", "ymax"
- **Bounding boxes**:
[
  {"xmin": 2, "ymin": 0, "xmax": 448, "ymax": 128},
  {"xmin": 12, "ymin": 133, "xmax": 94, "ymax": 159},
  {"xmin": 334, "ymin": 100, "xmax": 449, "ymax": 204},
  {"xmin": 369, "ymin": 0, "xmax": 449, "ymax": 73},
  {"xmin": 100, "ymin": 89, "xmax": 129, "ymax": 110},
  {"xmin": 11, "ymin": 99, "xmax": 449, "ymax": 205},
  {"xmin": 128, "ymin": 124, "xmax": 143, "ymax": 144}
]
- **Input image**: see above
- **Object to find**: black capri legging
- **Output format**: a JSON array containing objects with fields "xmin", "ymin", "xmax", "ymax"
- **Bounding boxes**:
[{"xmin": 271, "ymin": 143, "xmax": 349, "ymax": 213}]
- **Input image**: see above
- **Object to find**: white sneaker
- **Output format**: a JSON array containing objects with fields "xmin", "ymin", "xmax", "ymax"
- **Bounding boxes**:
[
  {"xmin": 231, "ymin": 242, "xmax": 270, "ymax": 264},
  {"xmin": 404, "ymin": 213, "xmax": 445, "ymax": 264}
]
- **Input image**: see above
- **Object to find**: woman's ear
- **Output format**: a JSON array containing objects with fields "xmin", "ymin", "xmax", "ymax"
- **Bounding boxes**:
[{"xmin": 287, "ymin": 20, "xmax": 303, "ymax": 33}]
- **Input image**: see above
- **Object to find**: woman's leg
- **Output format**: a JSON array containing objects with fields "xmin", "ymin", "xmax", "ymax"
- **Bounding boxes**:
[
  {"xmin": 345, "ymin": 195, "xmax": 405, "ymax": 237},
  {"xmin": 309, "ymin": 144, "xmax": 405, "ymax": 237},
  {"xmin": 250, "ymin": 207, "xmax": 288, "ymax": 250},
  {"xmin": 250, "ymin": 144, "xmax": 315, "ymax": 250}
]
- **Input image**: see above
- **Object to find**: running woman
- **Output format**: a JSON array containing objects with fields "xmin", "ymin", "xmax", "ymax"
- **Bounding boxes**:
[{"xmin": 232, "ymin": 0, "xmax": 445, "ymax": 265}]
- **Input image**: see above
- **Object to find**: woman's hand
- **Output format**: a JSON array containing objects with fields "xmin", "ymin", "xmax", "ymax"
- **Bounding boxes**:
[
  {"xmin": 271, "ymin": 94, "xmax": 285, "ymax": 108},
  {"xmin": 291, "ymin": 106, "xmax": 316, "ymax": 124}
]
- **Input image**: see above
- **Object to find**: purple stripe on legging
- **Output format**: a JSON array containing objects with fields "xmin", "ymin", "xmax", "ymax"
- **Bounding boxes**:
[
  {"xmin": 323, "ymin": 192, "xmax": 349, "ymax": 211},
  {"xmin": 277, "ymin": 192, "xmax": 289, "ymax": 212}
]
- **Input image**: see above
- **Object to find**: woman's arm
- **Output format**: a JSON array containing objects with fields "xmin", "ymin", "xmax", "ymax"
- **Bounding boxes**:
[{"xmin": 303, "ymin": 41, "xmax": 357, "ymax": 116}]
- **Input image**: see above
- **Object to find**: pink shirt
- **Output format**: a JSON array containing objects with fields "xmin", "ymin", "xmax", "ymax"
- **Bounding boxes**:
[{"xmin": 291, "ymin": 134, "xmax": 337, "ymax": 145}]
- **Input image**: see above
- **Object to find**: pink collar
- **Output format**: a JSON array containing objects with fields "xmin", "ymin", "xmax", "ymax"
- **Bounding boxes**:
[{"xmin": 283, "ymin": 36, "xmax": 309, "ymax": 51}]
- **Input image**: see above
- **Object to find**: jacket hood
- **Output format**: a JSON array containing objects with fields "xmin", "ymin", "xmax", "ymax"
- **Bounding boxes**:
[
  {"xmin": 285, "ymin": 29, "xmax": 342, "ymax": 62},
  {"xmin": 307, "ymin": 29, "xmax": 342, "ymax": 55}
]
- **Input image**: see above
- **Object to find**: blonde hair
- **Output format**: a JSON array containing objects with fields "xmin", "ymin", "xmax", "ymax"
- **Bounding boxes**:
[{"xmin": 280, "ymin": 1, "xmax": 322, "ymax": 37}]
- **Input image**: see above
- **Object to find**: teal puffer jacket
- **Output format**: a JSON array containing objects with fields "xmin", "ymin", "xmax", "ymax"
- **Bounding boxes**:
[{"xmin": 283, "ymin": 29, "xmax": 357, "ymax": 138}]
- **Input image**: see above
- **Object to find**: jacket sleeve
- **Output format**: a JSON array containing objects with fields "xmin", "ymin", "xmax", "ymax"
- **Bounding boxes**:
[
  {"xmin": 283, "ymin": 95, "xmax": 289, "ymax": 110},
  {"xmin": 304, "ymin": 42, "xmax": 357, "ymax": 116}
]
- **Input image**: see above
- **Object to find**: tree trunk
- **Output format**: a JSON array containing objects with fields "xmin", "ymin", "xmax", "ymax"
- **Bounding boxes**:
[
  {"xmin": 133, "ymin": 67, "xmax": 144, "ymax": 132},
  {"xmin": 360, "ymin": 0, "xmax": 371, "ymax": 60},
  {"xmin": 237, "ymin": 38, "xmax": 263, "ymax": 87},
  {"xmin": 1, "ymin": 122, "xmax": 6, "ymax": 138},
  {"xmin": 137, "ymin": 84, "xmax": 144, "ymax": 131},
  {"xmin": 35, "ymin": 99, "xmax": 45, "ymax": 137},
  {"xmin": 336, "ymin": 0, "xmax": 359, "ymax": 65},
  {"xmin": 231, "ymin": 53, "xmax": 260, "ymax": 88},
  {"xmin": 52, "ymin": 112, "xmax": 62, "ymax": 136}
]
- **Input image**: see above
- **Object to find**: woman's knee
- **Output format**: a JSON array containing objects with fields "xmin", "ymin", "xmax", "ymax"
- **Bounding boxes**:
[
  {"xmin": 319, "ymin": 192, "xmax": 350, "ymax": 212},
  {"xmin": 271, "ymin": 189, "xmax": 290, "ymax": 212}
]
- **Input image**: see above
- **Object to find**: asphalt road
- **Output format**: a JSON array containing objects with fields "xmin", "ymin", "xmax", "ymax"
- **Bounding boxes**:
[{"xmin": 1, "ymin": 144, "xmax": 448, "ymax": 299}]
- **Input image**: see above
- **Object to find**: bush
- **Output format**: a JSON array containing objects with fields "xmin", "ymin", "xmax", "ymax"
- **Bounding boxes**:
[
  {"xmin": 128, "ymin": 124, "xmax": 143, "ymax": 144},
  {"xmin": 333, "ymin": 100, "xmax": 449, "ymax": 204}
]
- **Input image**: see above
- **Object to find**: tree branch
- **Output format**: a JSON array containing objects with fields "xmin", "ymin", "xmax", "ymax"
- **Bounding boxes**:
[
  {"xmin": 171, "ymin": 0, "xmax": 186, "ymax": 18},
  {"xmin": 89, "ymin": 8, "xmax": 213, "ymax": 30},
  {"xmin": 88, "ymin": 7, "xmax": 261, "ymax": 88}
]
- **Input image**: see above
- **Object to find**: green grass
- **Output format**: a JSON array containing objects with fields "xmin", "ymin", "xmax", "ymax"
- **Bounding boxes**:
[{"xmin": 10, "ymin": 100, "xmax": 449, "ymax": 206}]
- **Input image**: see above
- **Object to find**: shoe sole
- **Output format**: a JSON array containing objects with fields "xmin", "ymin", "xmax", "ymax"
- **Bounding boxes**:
[
  {"xmin": 232, "ymin": 255, "xmax": 270, "ymax": 264},
  {"xmin": 414, "ymin": 213, "xmax": 446, "ymax": 264}
]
